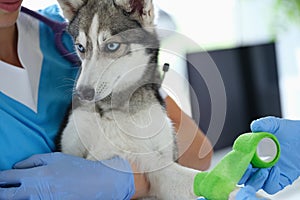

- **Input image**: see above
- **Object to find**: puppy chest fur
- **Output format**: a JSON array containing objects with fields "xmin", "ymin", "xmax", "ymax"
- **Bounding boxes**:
[{"xmin": 61, "ymin": 87, "xmax": 176, "ymax": 172}]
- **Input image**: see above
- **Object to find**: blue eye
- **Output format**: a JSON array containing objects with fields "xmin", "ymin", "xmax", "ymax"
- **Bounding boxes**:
[
  {"xmin": 75, "ymin": 43, "xmax": 86, "ymax": 53},
  {"xmin": 106, "ymin": 42, "xmax": 120, "ymax": 52}
]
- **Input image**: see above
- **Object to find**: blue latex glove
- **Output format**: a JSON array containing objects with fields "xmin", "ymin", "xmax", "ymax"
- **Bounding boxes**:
[
  {"xmin": 236, "ymin": 186, "xmax": 267, "ymax": 200},
  {"xmin": 0, "ymin": 153, "xmax": 135, "ymax": 200},
  {"xmin": 240, "ymin": 116, "xmax": 300, "ymax": 194},
  {"xmin": 236, "ymin": 167, "xmax": 270, "ymax": 200}
]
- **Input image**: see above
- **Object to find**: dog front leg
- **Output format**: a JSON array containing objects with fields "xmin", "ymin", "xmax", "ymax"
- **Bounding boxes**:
[{"xmin": 147, "ymin": 162, "xmax": 199, "ymax": 200}]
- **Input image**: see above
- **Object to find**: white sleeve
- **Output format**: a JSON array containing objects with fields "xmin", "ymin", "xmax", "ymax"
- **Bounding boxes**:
[{"xmin": 159, "ymin": 87, "xmax": 168, "ymax": 99}]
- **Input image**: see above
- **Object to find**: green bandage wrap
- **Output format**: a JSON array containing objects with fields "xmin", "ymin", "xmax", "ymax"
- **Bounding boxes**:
[{"xmin": 194, "ymin": 132, "xmax": 280, "ymax": 200}]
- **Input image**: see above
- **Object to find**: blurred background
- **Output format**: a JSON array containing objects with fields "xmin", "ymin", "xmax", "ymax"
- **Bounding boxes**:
[{"xmin": 23, "ymin": 0, "xmax": 300, "ymax": 199}]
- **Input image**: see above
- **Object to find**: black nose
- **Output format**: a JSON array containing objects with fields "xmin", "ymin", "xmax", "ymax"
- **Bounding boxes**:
[{"xmin": 77, "ymin": 86, "xmax": 95, "ymax": 101}]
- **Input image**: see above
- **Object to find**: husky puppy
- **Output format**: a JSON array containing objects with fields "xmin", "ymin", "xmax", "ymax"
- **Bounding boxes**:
[{"xmin": 57, "ymin": 0, "xmax": 201, "ymax": 199}]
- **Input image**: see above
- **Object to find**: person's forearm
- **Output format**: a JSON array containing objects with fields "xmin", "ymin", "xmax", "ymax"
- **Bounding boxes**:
[
  {"xmin": 165, "ymin": 96, "xmax": 213, "ymax": 171},
  {"xmin": 175, "ymin": 111, "xmax": 213, "ymax": 171},
  {"xmin": 130, "ymin": 163, "xmax": 150, "ymax": 199}
]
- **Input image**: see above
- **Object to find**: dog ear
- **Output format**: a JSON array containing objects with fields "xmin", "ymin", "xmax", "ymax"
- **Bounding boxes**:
[
  {"xmin": 57, "ymin": 0, "xmax": 87, "ymax": 21},
  {"xmin": 114, "ymin": 0, "xmax": 156, "ymax": 26}
]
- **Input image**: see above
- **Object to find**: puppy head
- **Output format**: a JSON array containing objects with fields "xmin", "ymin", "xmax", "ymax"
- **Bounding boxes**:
[{"xmin": 57, "ymin": 0, "xmax": 160, "ymax": 102}]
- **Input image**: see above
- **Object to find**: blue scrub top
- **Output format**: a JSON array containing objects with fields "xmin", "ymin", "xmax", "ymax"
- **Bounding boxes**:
[{"xmin": 0, "ymin": 5, "xmax": 79, "ymax": 170}]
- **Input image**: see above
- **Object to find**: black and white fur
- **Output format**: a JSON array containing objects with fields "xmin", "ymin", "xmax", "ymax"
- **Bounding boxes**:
[{"xmin": 56, "ymin": 0, "xmax": 201, "ymax": 199}]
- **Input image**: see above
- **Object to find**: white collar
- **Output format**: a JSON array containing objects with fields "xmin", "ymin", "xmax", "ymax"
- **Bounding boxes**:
[{"xmin": 0, "ymin": 12, "xmax": 42, "ymax": 112}]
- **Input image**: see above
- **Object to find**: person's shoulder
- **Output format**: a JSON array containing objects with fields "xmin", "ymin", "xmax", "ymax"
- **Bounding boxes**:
[{"xmin": 38, "ymin": 4, "xmax": 66, "ymax": 23}]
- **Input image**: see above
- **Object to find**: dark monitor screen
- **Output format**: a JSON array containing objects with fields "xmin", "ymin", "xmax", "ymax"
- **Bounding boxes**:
[{"xmin": 187, "ymin": 43, "xmax": 282, "ymax": 150}]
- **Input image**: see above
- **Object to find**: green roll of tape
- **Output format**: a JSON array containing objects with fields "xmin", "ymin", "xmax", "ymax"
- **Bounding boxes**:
[{"xmin": 194, "ymin": 132, "xmax": 280, "ymax": 200}]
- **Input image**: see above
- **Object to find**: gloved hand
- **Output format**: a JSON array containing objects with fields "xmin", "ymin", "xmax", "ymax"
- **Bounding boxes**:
[
  {"xmin": 236, "ymin": 186, "xmax": 267, "ymax": 200},
  {"xmin": 236, "ymin": 167, "xmax": 270, "ymax": 200},
  {"xmin": 0, "ymin": 152, "xmax": 135, "ymax": 200},
  {"xmin": 240, "ymin": 116, "xmax": 300, "ymax": 194}
]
